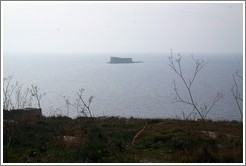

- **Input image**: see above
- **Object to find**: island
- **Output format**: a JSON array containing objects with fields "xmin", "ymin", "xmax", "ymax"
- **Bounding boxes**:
[{"xmin": 108, "ymin": 57, "xmax": 143, "ymax": 64}]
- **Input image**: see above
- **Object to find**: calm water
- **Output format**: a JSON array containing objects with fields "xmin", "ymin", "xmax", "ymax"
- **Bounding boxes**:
[{"xmin": 3, "ymin": 52, "xmax": 243, "ymax": 120}]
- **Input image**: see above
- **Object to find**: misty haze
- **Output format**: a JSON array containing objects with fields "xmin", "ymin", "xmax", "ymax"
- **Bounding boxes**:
[{"xmin": 2, "ymin": 2, "xmax": 244, "ymax": 163}]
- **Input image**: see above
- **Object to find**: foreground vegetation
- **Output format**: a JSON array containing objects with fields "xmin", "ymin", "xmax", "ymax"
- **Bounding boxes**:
[{"xmin": 3, "ymin": 111, "xmax": 243, "ymax": 163}]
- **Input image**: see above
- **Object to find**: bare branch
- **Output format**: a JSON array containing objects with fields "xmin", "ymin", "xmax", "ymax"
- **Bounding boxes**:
[
  {"xmin": 30, "ymin": 84, "xmax": 45, "ymax": 108},
  {"xmin": 76, "ymin": 89, "xmax": 94, "ymax": 118},
  {"xmin": 3, "ymin": 76, "xmax": 45, "ymax": 110},
  {"xmin": 172, "ymin": 80, "xmax": 192, "ymax": 105},
  {"xmin": 169, "ymin": 51, "xmax": 222, "ymax": 123},
  {"xmin": 203, "ymin": 92, "xmax": 223, "ymax": 119},
  {"xmin": 189, "ymin": 56, "xmax": 208, "ymax": 88},
  {"xmin": 232, "ymin": 73, "xmax": 243, "ymax": 121}
]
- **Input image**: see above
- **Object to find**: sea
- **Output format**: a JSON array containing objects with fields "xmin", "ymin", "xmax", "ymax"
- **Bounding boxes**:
[{"xmin": 3, "ymin": 52, "xmax": 244, "ymax": 121}]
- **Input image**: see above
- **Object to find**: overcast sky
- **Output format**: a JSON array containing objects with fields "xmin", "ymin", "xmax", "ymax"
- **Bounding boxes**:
[{"xmin": 2, "ymin": 2, "xmax": 244, "ymax": 54}]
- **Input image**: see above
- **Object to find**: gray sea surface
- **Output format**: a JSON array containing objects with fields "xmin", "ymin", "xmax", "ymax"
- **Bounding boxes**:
[{"xmin": 3, "ymin": 52, "xmax": 243, "ymax": 120}]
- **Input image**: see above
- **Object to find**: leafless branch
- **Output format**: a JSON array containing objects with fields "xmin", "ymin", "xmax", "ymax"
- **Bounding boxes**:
[
  {"xmin": 3, "ymin": 76, "xmax": 36, "ymax": 110},
  {"xmin": 189, "ymin": 55, "xmax": 208, "ymax": 88},
  {"xmin": 30, "ymin": 84, "xmax": 46, "ymax": 108},
  {"xmin": 232, "ymin": 73, "xmax": 243, "ymax": 121},
  {"xmin": 62, "ymin": 89, "xmax": 94, "ymax": 118},
  {"xmin": 200, "ymin": 92, "xmax": 223, "ymax": 119},
  {"xmin": 169, "ymin": 51, "xmax": 222, "ymax": 122},
  {"xmin": 172, "ymin": 80, "xmax": 193, "ymax": 105}
]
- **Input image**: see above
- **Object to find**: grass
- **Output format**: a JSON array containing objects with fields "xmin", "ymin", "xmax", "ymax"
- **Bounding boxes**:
[{"xmin": 3, "ymin": 113, "xmax": 243, "ymax": 163}]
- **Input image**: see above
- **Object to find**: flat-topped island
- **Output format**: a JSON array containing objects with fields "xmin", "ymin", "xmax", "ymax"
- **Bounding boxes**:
[{"xmin": 108, "ymin": 57, "xmax": 143, "ymax": 64}]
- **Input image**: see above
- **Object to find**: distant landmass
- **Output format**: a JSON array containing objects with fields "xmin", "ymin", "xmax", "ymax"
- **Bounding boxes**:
[{"xmin": 108, "ymin": 57, "xmax": 143, "ymax": 64}]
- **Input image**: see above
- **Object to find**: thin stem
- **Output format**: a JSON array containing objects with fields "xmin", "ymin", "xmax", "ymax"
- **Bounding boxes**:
[{"xmin": 169, "ymin": 52, "xmax": 221, "ymax": 124}]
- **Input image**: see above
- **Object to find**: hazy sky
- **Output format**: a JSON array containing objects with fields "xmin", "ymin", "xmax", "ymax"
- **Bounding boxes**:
[{"xmin": 2, "ymin": 2, "xmax": 244, "ymax": 54}]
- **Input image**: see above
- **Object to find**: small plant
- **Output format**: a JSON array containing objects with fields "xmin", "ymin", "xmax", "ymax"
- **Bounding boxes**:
[
  {"xmin": 14, "ymin": 83, "xmax": 33, "ymax": 109},
  {"xmin": 62, "ymin": 88, "xmax": 94, "ymax": 117},
  {"xmin": 3, "ymin": 76, "xmax": 45, "ymax": 110},
  {"xmin": 3, "ymin": 76, "xmax": 16, "ymax": 110},
  {"xmin": 168, "ymin": 50, "xmax": 223, "ymax": 122},
  {"xmin": 30, "ymin": 84, "xmax": 46, "ymax": 109},
  {"xmin": 77, "ymin": 88, "xmax": 94, "ymax": 117},
  {"xmin": 231, "ymin": 72, "xmax": 243, "ymax": 122}
]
